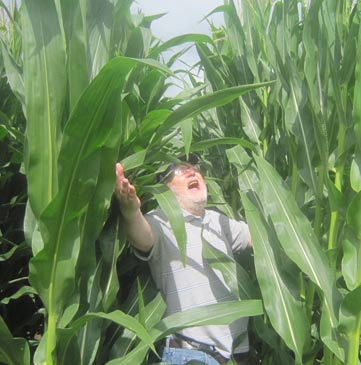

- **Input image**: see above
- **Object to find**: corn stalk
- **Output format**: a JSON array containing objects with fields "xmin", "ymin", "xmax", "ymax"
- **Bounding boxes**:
[
  {"xmin": 195, "ymin": 0, "xmax": 361, "ymax": 363},
  {"xmin": 0, "ymin": 0, "xmax": 267, "ymax": 364}
]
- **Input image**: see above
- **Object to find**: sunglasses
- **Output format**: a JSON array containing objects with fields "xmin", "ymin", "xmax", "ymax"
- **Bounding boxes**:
[{"xmin": 159, "ymin": 163, "xmax": 200, "ymax": 182}]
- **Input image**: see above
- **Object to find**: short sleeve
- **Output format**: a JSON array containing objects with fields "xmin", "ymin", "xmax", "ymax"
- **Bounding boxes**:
[{"xmin": 220, "ymin": 214, "xmax": 251, "ymax": 253}]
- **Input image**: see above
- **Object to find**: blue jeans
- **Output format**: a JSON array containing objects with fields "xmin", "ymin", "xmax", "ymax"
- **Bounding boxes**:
[{"xmin": 161, "ymin": 347, "xmax": 222, "ymax": 365}]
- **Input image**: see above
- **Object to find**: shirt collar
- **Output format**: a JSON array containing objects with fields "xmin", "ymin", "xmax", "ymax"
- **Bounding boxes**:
[{"xmin": 181, "ymin": 208, "xmax": 210, "ymax": 224}]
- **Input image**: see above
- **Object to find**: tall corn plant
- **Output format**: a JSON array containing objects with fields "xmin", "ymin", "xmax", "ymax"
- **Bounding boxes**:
[
  {"xmin": 0, "ymin": 2, "xmax": 37, "ymax": 364},
  {"xmin": 0, "ymin": 1, "xmax": 267, "ymax": 364},
  {"xmin": 194, "ymin": 0, "xmax": 361, "ymax": 364}
]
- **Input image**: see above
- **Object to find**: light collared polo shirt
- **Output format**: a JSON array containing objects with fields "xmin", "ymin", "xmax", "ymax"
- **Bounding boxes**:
[{"xmin": 137, "ymin": 208, "xmax": 251, "ymax": 357}]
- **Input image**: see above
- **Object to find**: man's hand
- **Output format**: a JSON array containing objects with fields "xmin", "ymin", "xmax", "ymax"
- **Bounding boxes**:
[
  {"xmin": 115, "ymin": 163, "xmax": 141, "ymax": 219},
  {"xmin": 114, "ymin": 162, "xmax": 155, "ymax": 252}
]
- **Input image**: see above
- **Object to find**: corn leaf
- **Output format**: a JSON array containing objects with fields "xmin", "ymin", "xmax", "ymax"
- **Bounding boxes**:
[
  {"xmin": 0, "ymin": 316, "xmax": 30, "ymax": 365},
  {"xmin": 153, "ymin": 81, "xmax": 275, "ymax": 141},
  {"xmin": 350, "ymin": 154, "xmax": 361, "ymax": 193},
  {"xmin": 191, "ymin": 137, "xmax": 256, "ymax": 153},
  {"xmin": 58, "ymin": 310, "xmax": 157, "ymax": 365},
  {"xmin": 202, "ymin": 240, "xmax": 255, "ymax": 300},
  {"xmin": 22, "ymin": 0, "xmax": 67, "ymax": 219},
  {"xmin": 99, "ymin": 216, "xmax": 126, "ymax": 312},
  {"xmin": 354, "ymin": 20, "xmax": 361, "ymax": 151},
  {"xmin": 206, "ymin": 179, "xmax": 235, "ymax": 219},
  {"xmin": 108, "ymin": 300, "xmax": 263, "ymax": 365},
  {"xmin": 226, "ymin": 145, "xmax": 260, "ymax": 193},
  {"xmin": 149, "ymin": 33, "xmax": 213, "ymax": 58},
  {"xmin": 241, "ymin": 192, "xmax": 307, "ymax": 364},
  {"xmin": 143, "ymin": 185, "xmax": 186, "ymax": 265},
  {"xmin": 0, "ymin": 41, "xmax": 24, "ymax": 104},
  {"xmin": 342, "ymin": 192, "xmax": 361, "ymax": 291},
  {"xmin": 111, "ymin": 293, "xmax": 166, "ymax": 358},
  {"xmin": 180, "ymin": 119, "xmax": 192, "ymax": 157},
  {"xmin": 338, "ymin": 285, "xmax": 361, "ymax": 364},
  {"xmin": 254, "ymin": 156, "xmax": 344, "ymax": 360},
  {"xmin": 87, "ymin": 0, "xmax": 113, "ymax": 78},
  {"xmin": 28, "ymin": 57, "xmax": 140, "ymax": 362},
  {"xmin": 60, "ymin": 0, "xmax": 89, "ymax": 109}
]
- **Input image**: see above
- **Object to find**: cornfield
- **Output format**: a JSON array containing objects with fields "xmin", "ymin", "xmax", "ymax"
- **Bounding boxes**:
[{"xmin": 0, "ymin": 0, "xmax": 360, "ymax": 364}]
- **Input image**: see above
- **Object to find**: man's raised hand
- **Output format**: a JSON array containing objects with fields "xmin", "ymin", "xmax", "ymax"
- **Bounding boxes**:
[{"xmin": 115, "ymin": 163, "xmax": 141, "ymax": 219}]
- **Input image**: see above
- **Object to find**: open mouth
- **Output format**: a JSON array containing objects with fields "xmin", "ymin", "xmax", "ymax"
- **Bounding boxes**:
[{"xmin": 187, "ymin": 180, "xmax": 200, "ymax": 190}]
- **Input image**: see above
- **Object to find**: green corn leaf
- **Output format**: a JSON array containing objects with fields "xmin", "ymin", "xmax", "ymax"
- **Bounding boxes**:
[
  {"xmin": 0, "ymin": 244, "xmax": 17, "ymax": 262},
  {"xmin": 325, "ymin": 175, "xmax": 346, "ymax": 213},
  {"xmin": 196, "ymin": 42, "xmax": 226, "ymax": 91},
  {"xmin": 153, "ymin": 81, "xmax": 275, "ymax": 141},
  {"xmin": 87, "ymin": 0, "xmax": 113, "ymax": 78},
  {"xmin": 239, "ymin": 99, "xmax": 262, "ymax": 149},
  {"xmin": 149, "ymin": 34, "xmax": 213, "ymax": 59},
  {"xmin": 23, "ymin": 202, "xmax": 43, "ymax": 253},
  {"xmin": 202, "ymin": 240, "xmax": 255, "ymax": 300},
  {"xmin": 342, "ymin": 228, "xmax": 361, "ymax": 293},
  {"xmin": 241, "ymin": 192, "xmax": 307, "ymax": 364},
  {"xmin": 108, "ymin": 300, "xmax": 263, "ymax": 365},
  {"xmin": 125, "ymin": 27, "xmax": 146, "ymax": 58},
  {"xmin": 180, "ymin": 119, "xmax": 193, "ymax": 157},
  {"xmin": 255, "ymin": 157, "xmax": 335, "ymax": 292},
  {"xmin": 354, "ymin": 21, "xmax": 361, "ymax": 152},
  {"xmin": 140, "ymin": 70, "xmax": 168, "ymax": 114},
  {"xmin": 58, "ymin": 310, "xmax": 157, "ymax": 365},
  {"xmin": 122, "ymin": 109, "xmax": 172, "ymax": 151},
  {"xmin": 22, "ymin": 0, "xmax": 67, "ymax": 219},
  {"xmin": 28, "ymin": 57, "xmax": 141, "ymax": 363},
  {"xmin": 191, "ymin": 137, "xmax": 256, "ymax": 154},
  {"xmin": 0, "ymin": 316, "xmax": 30, "ymax": 365},
  {"xmin": 141, "ymin": 110, "xmax": 173, "ymax": 136},
  {"xmin": 206, "ymin": 179, "xmax": 235, "ymax": 219},
  {"xmin": 99, "ymin": 215, "xmax": 126, "ymax": 312},
  {"xmin": 254, "ymin": 156, "xmax": 344, "ymax": 360},
  {"xmin": 342, "ymin": 191, "xmax": 361, "ymax": 291},
  {"xmin": 121, "ymin": 150, "xmax": 147, "ymax": 170},
  {"xmin": 339, "ymin": 5, "xmax": 360, "ymax": 85},
  {"xmin": 0, "ymin": 40, "xmax": 24, "ymax": 105},
  {"xmin": 76, "ymin": 260, "xmax": 103, "ymax": 365},
  {"xmin": 346, "ymin": 191, "xmax": 361, "ymax": 240},
  {"xmin": 0, "ymin": 124, "xmax": 7, "ymax": 140},
  {"xmin": 107, "ymin": 345, "xmax": 149, "ymax": 365},
  {"xmin": 285, "ymin": 70, "xmax": 318, "ymax": 195},
  {"xmin": 226, "ymin": 145, "xmax": 259, "ymax": 193},
  {"xmin": 78, "ymin": 151, "xmax": 125, "ymax": 313},
  {"xmin": 158, "ymin": 300, "xmax": 263, "ymax": 331},
  {"xmin": 137, "ymin": 278, "xmax": 146, "ymax": 327},
  {"xmin": 76, "ymin": 99, "xmax": 127, "ymax": 323},
  {"xmin": 350, "ymin": 154, "xmax": 361, "ymax": 193},
  {"xmin": 0, "ymin": 286, "xmax": 37, "ymax": 305},
  {"xmin": 131, "ymin": 57, "xmax": 176, "ymax": 78},
  {"xmin": 302, "ymin": 1, "xmax": 329, "ymax": 166},
  {"xmin": 144, "ymin": 185, "xmax": 186, "ymax": 265},
  {"xmin": 110, "ymin": 275, "xmax": 160, "ymax": 354},
  {"xmin": 60, "ymin": 0, "xmax": 89, "ymax": 109},
  {"xmin": 111, "ymin": 292, "xmax": 166, "ymax": 358},
  {"xmin": 338, "ymin": 285, "xmax": 361, "ymax": 364},
  {"xmin": 82, "ymin": 272, "xmax": 158, "ymax": 365}
]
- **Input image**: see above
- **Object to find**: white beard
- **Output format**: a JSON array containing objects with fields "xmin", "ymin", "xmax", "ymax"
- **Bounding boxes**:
[{"xmin": 174, "ymin": 186, "xmax": 207, "ymax": 216}]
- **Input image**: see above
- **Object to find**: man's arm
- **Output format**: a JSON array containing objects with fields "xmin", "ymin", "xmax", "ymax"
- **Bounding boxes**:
[{"xmin": 115, "ymin": 163, "xmax": 155, "ymax": 253}]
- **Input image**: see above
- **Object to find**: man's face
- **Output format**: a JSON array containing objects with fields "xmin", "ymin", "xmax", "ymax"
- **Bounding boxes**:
[{"xmin": 166, "ymin": 163, "xmax": 207, "ymax": 212}]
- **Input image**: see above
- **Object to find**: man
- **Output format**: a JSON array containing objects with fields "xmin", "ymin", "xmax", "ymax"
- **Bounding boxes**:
[{"xmin": 115, "ymin": 158, "xmax": 252, "ymax": 365}]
